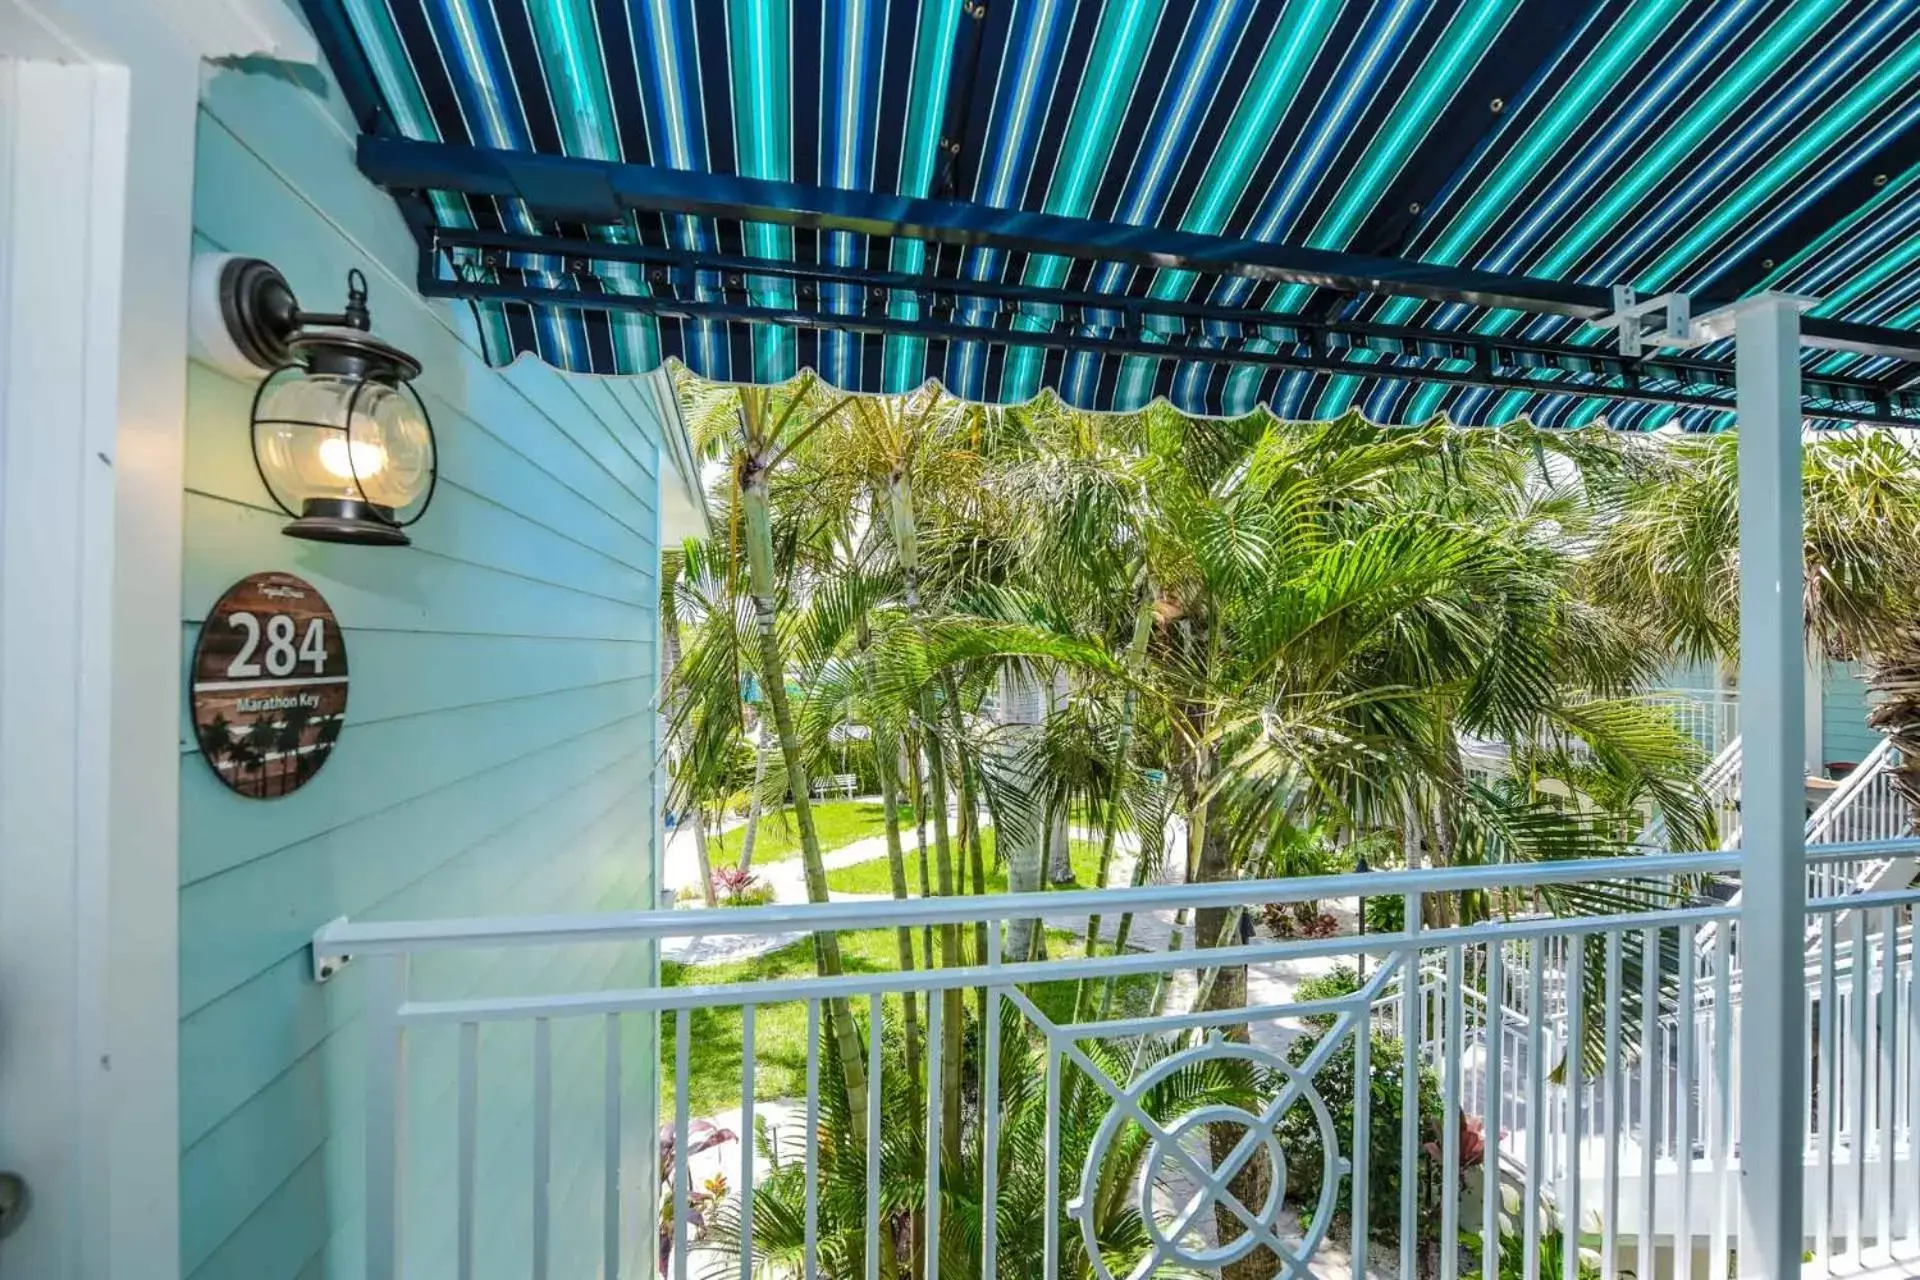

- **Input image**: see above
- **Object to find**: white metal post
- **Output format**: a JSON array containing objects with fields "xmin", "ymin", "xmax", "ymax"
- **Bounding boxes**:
[
  {"xmin": 365, "ymin": 954, "xmax": 410, "ymax": 1280},
  {"xmin": 1732, "ymin": 294, "xmax": 1807, "ymax": 1279}
]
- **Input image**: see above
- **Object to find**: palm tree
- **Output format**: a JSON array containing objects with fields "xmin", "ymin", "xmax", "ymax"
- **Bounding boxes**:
[
  {"xmin": 979, "ymin": 407, "xmax": 1704, "ymax": 1275},
  {"xmin": 677, "ymin": 372, "xmax": 873, "ymax": 1131},
  {"xmin": 277, "ymin": 704, "xmax": 314, "ymax": 789},
  {"xmin": 663, "ymin": 373, "xmax": 1728, "ymax": 1277},
  {"xmin": 243, "ymin": 719, "xmax": 278, "ymax": 797},
  {"xmin": 662, "ymin": 545, "xmax": 724, "ymax": 907},
  {"xmin": 1583, "ymin": 428, "xmax": 1920, "ymax": 817}
]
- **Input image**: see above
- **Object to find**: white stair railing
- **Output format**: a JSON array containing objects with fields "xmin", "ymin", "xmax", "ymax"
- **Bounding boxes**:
[
  {"xmin": 1701, "ymin": 734, "xmax": 1745, "ymax": 852},
  {"xmin": 1422, "ymin": 859, "xmax": 1919, "ymax": 1272},
  {"xmin": 1805, "ymin": 737, "xmax": 1912, "ymax": 898}
]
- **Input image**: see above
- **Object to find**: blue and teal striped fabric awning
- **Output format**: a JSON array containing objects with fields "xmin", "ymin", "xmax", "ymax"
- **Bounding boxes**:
[{"xmin": 304, "ymin": 1, "xmax": 1920, "ymax": 428}]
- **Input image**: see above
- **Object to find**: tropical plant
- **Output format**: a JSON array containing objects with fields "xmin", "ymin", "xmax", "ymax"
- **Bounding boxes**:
[
  {"xmin": 676, "ymin": 373, "xmax": 878, "ymax": 1133},
  {"xmin": 703, "ymin": 1004, "xmax": 1261, "ymax": 1280},
  {"xmin": 1465, "ymin": 1184, "xmax": 1603, "ymax": 1280},
  {"xmin": 656, "ymin": 1119, "xmax": 737, "ymax": 1276},
  {"xmin": 710, "ymin": 865, "xmax": 774, "ymax": 907},
  {"xmin": 1276, "ymin": 1027, "xmax": 1444, "ymax": 1248},
  {"xmin": 1583, "ymin": 428, "xmax": 1920, "ymax": 820},
  {"xmin": 663, "ymin": 374, "xmax": 1759, "ymax": 1278}
]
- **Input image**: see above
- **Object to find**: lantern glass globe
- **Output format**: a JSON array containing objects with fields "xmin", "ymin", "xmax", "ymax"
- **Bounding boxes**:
[{"xmin": 254, "ymin": 372, "xmax": 433, "ymax": 514}]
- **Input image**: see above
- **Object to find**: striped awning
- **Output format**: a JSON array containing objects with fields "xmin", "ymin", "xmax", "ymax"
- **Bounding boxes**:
[{"xmin": 303, "ymin": 1, "xmax": 1920, "ymax": 428}]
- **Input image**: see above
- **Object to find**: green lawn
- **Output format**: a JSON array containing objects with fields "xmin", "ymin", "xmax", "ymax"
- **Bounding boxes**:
[
  {"xmin": 661, "ymin": 923, "xmax": 1148, "ymax": 1115},
  {"xmin": 824, "ymin": 830, "xmax": 1109, "ymax": 896},
  {"xmin": 706, "ymin": 798, "xmax": 907, "ymax": 865}
]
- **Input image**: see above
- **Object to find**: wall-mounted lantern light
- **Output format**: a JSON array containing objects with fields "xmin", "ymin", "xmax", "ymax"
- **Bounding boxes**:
[{"xmin": 198, "ymin": 256, "xmax": 435, "ymax": 546}]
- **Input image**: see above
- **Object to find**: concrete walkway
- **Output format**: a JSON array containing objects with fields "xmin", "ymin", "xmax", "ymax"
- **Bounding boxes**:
[
  {"xmin": 659, "ymin": 814, "xmax": 921, "ymax": 963},
  {"xmin": 662, "ymin": 805, "xmax": 1362, "ymax": 1051}
]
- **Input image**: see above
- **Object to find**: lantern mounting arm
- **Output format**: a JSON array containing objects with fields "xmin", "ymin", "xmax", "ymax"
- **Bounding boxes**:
[{"xmin": 218, "ymin": 259, "xmax": 372, "ymax": 370}]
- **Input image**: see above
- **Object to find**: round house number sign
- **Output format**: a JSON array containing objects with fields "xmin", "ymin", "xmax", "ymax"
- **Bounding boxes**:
[{"xmin": 191, "ymin": 572, "xmax": 349, "ymax": 799}]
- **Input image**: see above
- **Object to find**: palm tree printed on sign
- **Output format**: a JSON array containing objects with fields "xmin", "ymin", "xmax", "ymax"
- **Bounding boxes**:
[{"xmin": 190, "ymin": 571, "xmax": 349, "ymax": 799}]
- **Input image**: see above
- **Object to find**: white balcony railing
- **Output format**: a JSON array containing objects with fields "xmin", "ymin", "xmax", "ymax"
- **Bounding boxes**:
[
  {"xmin": 1643, "ymin": 688, "xmax": 1741, "ymax": 762},
  {"xmin": 315, "ymin": 838, "xmax": 1920, "ymax": 1280}
]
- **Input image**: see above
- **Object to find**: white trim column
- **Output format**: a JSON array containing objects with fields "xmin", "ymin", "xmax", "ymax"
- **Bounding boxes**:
[
  {"xmin": 0, "ymin": 3, "xmax": 312, "ymax": 1275},
  {"xmin": 1732, "ymin": 294, "xmax": 1808, "ymax": 1278},
  {"xmin": 0, "ymin": 54, "xmax": 131, "ymax": 1280}
]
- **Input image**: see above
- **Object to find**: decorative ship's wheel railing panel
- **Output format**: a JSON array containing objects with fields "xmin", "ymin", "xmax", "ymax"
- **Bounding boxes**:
[{"xmin": 1001, "ymin": 963, "xmax": 1404, "ymax": 1280}]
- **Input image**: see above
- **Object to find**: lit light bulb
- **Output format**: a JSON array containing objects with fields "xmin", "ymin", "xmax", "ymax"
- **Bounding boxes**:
[{"xmin": 318, "ymin": 435, "xmax": 388, "ymax": 481}]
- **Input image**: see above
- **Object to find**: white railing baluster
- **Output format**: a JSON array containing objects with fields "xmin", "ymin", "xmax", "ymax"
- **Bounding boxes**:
[
  {"xmin": 1563, "ymin": 942, "xmax": 1585, "ymax": 1280},
  {"xmin": 980, "ymin": 925, "xmax": 1000, "ymax": 1280},
  {"xmin": 603, "ymin": 1013, "xmax": 621, "ymax": 1280},
  {"xmin": 1442, "ymin": 944, "xmax": 1463, "ymax": 1280},
  {"xmin": 741, "ymin": 1005, "xmax": 757, "ymax": 1280},
  {"xmin": 1601, "ymin": 933, "xmax": 1622, "ymax": 1280},
  {"xmin": 1354, "ymin": 1002, "xmax": 1372, "ymax": 1280},
  {"xmin": 1043, "ymin": 1040, "xmax": 1061, "ymax": 1280},
  {"xmin": 1850, "ymin": 912, "xmax": 1868, "ymax": 1265},
  {"xmin": 457, "ymin": 1020, "xmax": 478, "ymax": 1280},
  {"xmin": 1909, "ymin": 931, "xmax": 1920, "ymax": 1256},
  {"xmin": 1525, "ymin": 941, "xmax": 1544, "ymax": 1280},
  {"xmin": 1818, "ymin": 914, "xmax": 1837, "ymax": 1269},
  {"xmin": 364, "ymin": 953, "xmax": 408, "ymax": 1280},
  {"xmin": 1401, "ymin": 893, "xmax": 1421, "ymax": 1280},
  {"xmin": 1676, "ymin": 924, "xmax": 1695, "ymax": 1280},
  {"xmin": 533, "ymin": 1017, "xmax": 551, "ymax": 1280},
  {"xmin": 804, "ymin": 1001, "xmax": 820, "ymax": 1280},
  {"xmin": 1879, "ymin": 907, "xmax": 1898, "ymax": 1253},
  {"xmin": 865, "ymin": 994, "xmax": 880, "ymax": 1280},
  {"xmin": 1639, "ymin": 927, "xmax": 1658, "ymax": 1274},
  {"xmin": 927, "ymin": 988, "xmax": 943, "ymax": 1280},
  {"xmin": 673, "ymin": 1009, "xmax": 690, "ymax": 1280},
  {"xmin": 1711, "ymin": 933, "xmax": 1732, "ymax": 1280},
  {"xmin": 1482, "ymin": 940, "xmax": 1502, "ymax": 1275}
]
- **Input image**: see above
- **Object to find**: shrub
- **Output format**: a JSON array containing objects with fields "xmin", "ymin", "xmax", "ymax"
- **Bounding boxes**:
[
  {"xmin": 711, "ymin": 865, "xmax": 775, "ymax": 907},
  {"xmin": 1261, "ymin": 902, "xmax": 1342, "ymax": 940},
  {"xmin": 1292, "ymin": 964, "xmax": 1363, "ymax": 1030},
  {"xmin": 1277, "ymin": 1027, "xmax": 1443, "ymax": 1244},
  {"xmin": 1299, "ymin": 911, "xmax": 1340, "ymax": 938},
  {"xmin": 1364, "ymin": 892, "xmax": 1404, "ymax": 934},
  {"xmin": 1464, "ymin": 1185, "xmax": 1599, "ymax": 1280}
]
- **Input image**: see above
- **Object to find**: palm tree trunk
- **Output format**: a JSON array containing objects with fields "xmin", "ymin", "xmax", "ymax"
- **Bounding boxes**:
[
  {"xmin": 737, "ymin": 730, "xmax": 770, "ymax": 874},
  {"xmin": 1045, "ymin": 668, "xmax": 1077, "ymax": 885},
  {"xmin": 907, "ymin": 734, "xmax": 936, "ymax": 969},
  {"xmin": 944, "ymin": 716, "xmax": 990, "ymax": 1033},
  {"xmin": 1079, "ymin": 583, "xmax": 1157, "ymax": 967},
  {"xmin": 1047, "ymin": 807, "xmax": 1075, "ymax": 883},
  {"xmin": 691, "ymin": 803, "xmax": 717, "ymax": 908},
  {"xmin": 921, "ymin": 720, "xmax": 965, "ymax": 1159},
  {"xmin": 888, "ymin": 468, "xmax": 963, "ymax": 1153},
  {"xmin": 1193, "ymin": 816, "xmax": 1277, "ymax": 1280},
  {"xmin": 997, "ymin": 762, "xmax": 1048, "ymax": 963},
  {"xmin": 740, "ymin": 457, "xmax": 869, "ymax": 1127},
  {"xmin": 861, "ymin": 618, "xmax": 923, "ymax": 1111}
]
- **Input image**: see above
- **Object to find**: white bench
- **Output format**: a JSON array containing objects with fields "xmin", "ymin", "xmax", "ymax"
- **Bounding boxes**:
[{"xmin": 811, "ymin": 772, "xmax": 858, "ymax": 800}]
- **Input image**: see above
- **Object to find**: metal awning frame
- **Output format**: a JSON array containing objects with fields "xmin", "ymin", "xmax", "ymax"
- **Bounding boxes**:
[{"xmin": 359, "ymin": 133, "xmax": 1920, "ymax": 425}]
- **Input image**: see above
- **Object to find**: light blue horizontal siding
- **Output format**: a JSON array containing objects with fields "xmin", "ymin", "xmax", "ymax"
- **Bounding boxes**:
[
  {"xmin": 178, "ymin": 626, "xmax": 655, "ymax": 751},
  {"xmin": 182, "ymin": 40, "xmax": 665, "ymax": 1280},
  {"xmin": 1823, "ymin": 660, "xmax": 1882, "ymax": 768}
]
